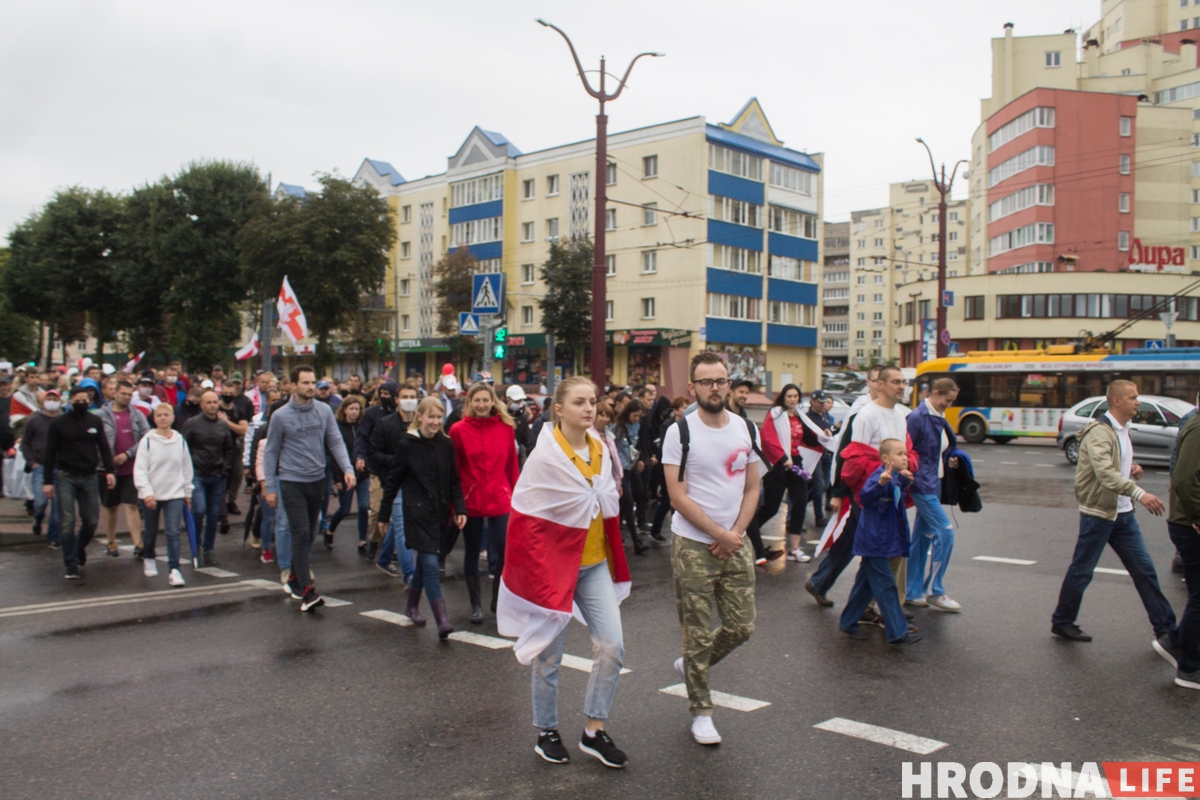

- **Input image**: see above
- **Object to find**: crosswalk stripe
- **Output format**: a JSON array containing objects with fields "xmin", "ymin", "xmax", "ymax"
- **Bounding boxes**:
[
  {"xmin": 814, "ymin": 717, "xmax": 947, "ymax": 754},
  {"xmin": 0, "ymin": 581, "xmax": 267, "ymax": 618},
  {"xmin": 973, "ymin": 555, "xmax": 1037, "ymax": 566},
  {"xmin": 360, "ymin": 609, "xmax": 413, "ymax": 626},
  {"xmin": 658, "ymin": 683, "xmax": 770, "ymax": 712},
  {"xmin": 195, "ymin": 567, "xmax": 240, "ymax": 578},
  {"xmin": 1094, "ymin": 567, "xmax": 1130, "ymax": 576},
  {"xmin": 560, "ymin": 653, "xmax": 632, "ymax": 675},
  {"xmin": 447, "ymin": 631, "xmax": 516, "ymax": 649},
  {"xmin": 321, "ymin": 597, "xmax": 352, "ymax": 608}
]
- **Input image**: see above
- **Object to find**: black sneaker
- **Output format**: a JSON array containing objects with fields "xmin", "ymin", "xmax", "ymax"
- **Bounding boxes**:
[
  {"xmin": 323, "ymin": 531, "xmax": 333, "ymax": 550},
  {"xmin": 299, "ymin": 586, "xmax": 325, "ymax": 612},
  {"xmin": 860, "ymin": 609, "xmax": 884, "ymax": 627},
  {"xmin": 1177, "ymin": 668, "xmax": 1200, "ymax": 690},
  {"xmin": 1051, "ymin": 623, "xmax": 1092, "ymax": 642},
  {"xmin": 579, "ymin": 730, "xmax": 627, "ymax": 768},
  {"xmin": 649, "ymin": 530, "xmax": 667, "ymax": 543},
  {"xmin": 133, "ymin": 545, "xmax": 144, "ymax": 559},
  {"xmin": 889, "ymin": 632, "xmax": 922, "ymax": 646},
  {"xmin": 65, "ymin": 568, "xmax": 81, "ymax": 580},
  {"xmin": 535, "ymin": 730, "xmax": 570, "ymax": 764},
  {"xmin": 1154, "ymin": 633, "xmax": 1181, "ymax": 669},
  {"xmin": 285, "ymin": 574, "xmax": 302, "ymax": 600},
  {"xmin": 202, "ymin": 550, "xmax": 217, "ymax": 568},
  {"xmin": 377, "ymin": 561, "xmax": 403, "ymax": 578},
  {"xmin": 49, "ymin": 540, "xmax": 61, "ymax": 550},
  {"xmin": 106, "ymin": 547, "xmax": 119, "ymax": 558},
  {"xmin": 31, "ymin": 520, "xmax": 42, "ymax": 536}
]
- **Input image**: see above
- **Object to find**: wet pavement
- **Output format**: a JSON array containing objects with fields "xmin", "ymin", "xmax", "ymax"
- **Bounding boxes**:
[{"xmin": 1, "ymin": 440, "xmax": 1198, "ymax": 799}]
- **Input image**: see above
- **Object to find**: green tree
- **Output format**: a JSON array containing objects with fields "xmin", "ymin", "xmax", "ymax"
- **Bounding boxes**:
[
  {"xmin": 341, "ymin": 300, "xmax": 394, "ymax": 379},
  {"xmin": 539, "ymin": 238, "xmax": 593, "ymax": 371},
  {"xmin": 0, "ymin": 250, "xmax": 39, "ymax": 363},
  {"xmin": 116, "ymin": 179, "xmax": 183, "ymax": 361},
  {"xmin": 432, "ymin": 247, "xmax": 481, "ymax": 359},
  {"xmin": 239, "ymin": 173, "xmax": 396, "ymax": 375}
]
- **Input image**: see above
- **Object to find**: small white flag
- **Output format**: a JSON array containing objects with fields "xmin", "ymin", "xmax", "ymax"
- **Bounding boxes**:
[
  {"xmin": 277, "ymin": 275, "xmax": 308, "ymax": 345},
  {"xmin": 120, "ymin": 352, "xmax": 145, "ymax": 374},
  {"xmin": 235, "ymin": 332, "xmax": 260, "ymax": 361}
]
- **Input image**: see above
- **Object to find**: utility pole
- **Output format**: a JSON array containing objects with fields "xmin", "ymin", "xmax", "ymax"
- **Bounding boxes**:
[
  {"xmin": 915, "ymin": 139, "xmax": 967, "ymax": 360},
  {"xmin": 537, "ymin": 19, "xmax": 663, "ymax": 388}
]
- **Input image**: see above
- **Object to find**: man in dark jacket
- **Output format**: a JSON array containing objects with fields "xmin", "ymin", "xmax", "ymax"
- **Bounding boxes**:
[
  {"xmin": 21, "ymin": 390, "xmax": 61, "ymax": 541},
  {"xmin": 182, "ymin": 390, "xmax": 235, "ymax": 565},
  {"xmin": 174, "ymin": 386, "xmax": 204, "ymax": 431},
  {"xmin": 368, "ymin": 384, "xmax": 418, "ymax": 578},
  {"xmin": 1167, "ymin": 412, "xmax": 1200, "ymax": 690},
  {"xmin": 355, "ymin": 380, "xmax": 398, "ymax": 555},
  {"xmin": 43, "ymin": 385, "xmax": 115, "ymax": 578}
]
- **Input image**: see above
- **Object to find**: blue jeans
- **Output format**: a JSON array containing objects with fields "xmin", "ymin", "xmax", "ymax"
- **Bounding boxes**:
[
  {"xmin": 57, "ymin": 471, "xmax": 100, "ymax": 571},
  {"xmin": 190, "ymin": 474, "xmax": 225, "ymax": 551},
  {"xmin": 143, "ymin": 498, "xmax": 184, "ymax": 571},
  {"xmin": 329, "ymin": 480, "xmax": 371, "ymax": 542},
  {"xmin": 808, "ymin": 455, "xmax": 831, "ymax": 520},
  {"xmin": 274, "ymin": 500, "xmax": 292, "ymax": 572},
  {"xmin": 31, "ymin": 464, "xmax": 60, "ymax": 543},
  {"xmin": 378, "ymin": 491, "xmax": 415, "ymax": 580},
  {"xmin": 840, "ymin": 556, "xmax": 909, "ymax": 642},
  {"xmin": 1168, "ymin": 523, "xmax": 1200, "ymax": 673},
  {"xmin": 258, "ymin": 495, "xmax": 275, "ymax": 553},
  {"xmin": 1052, "ymin": 511, "xmax": 1178, "ymax": 638},
  {"xmin": 532, "ymin": 561, "xmax": 624, "ymax": 729},
  {"xmin": 907, "ymin": 492, "xmax": 954, "ymax": 599},
  {"xmin": 410, "ymin": 551, "xmax": 443, "ymax": 602}
]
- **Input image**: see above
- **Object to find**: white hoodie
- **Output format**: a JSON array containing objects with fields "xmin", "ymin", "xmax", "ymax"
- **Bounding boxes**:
[{"xmin": 133, "ymin": 429, "xmax": 195, "ymax": 502}]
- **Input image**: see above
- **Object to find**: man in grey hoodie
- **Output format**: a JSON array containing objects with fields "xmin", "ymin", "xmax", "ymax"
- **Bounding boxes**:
[{"xmin": 263, "ymin": 366, "xmax": 354, "ymax": 611}]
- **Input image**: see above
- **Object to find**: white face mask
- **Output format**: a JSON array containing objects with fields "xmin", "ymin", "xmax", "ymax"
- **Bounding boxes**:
[
  {"xmin": 399, "ymin": 398, "xmax": 419, "ymax": 413},
  {"xmin": 43, "ymin": 400, "xmax": 60, "ymax": 412},
  {"xmin": 139, "ymin": 386, "xmax": 152, "ymax": 397}
]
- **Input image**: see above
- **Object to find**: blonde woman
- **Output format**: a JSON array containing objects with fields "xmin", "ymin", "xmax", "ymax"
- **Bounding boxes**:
[{"xmin": 132, "ymin": 403, "xmax": 193, "ymax": 587}]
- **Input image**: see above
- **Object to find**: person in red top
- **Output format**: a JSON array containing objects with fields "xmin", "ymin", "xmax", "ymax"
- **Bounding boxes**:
[
  {"xmin": 449, "ymin": 382, "xmax": 520, "ymax": 623},
  {"xmin": 754, "ymin": 384, "xmax": 812, "ymax": 563}
]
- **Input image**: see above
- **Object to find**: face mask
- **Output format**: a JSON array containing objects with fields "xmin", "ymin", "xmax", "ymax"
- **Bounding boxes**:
[
  {"xmin": 139, "ymin": 386, "xmax": 152, "ymax": 397},
  {"xmin": 71, "ymin": 401, "xmax": 89, "ymax": 415},
  {"xmin": 164, "ymin": 376, "xmax": 176, "ymax": 385},
  {"xmin": 43, "ymin": 400, "xmax": 60, "ymax": 412},
  {"xmin": 399, "ymin": 398, "xmax": 418, "ymax": 413}
]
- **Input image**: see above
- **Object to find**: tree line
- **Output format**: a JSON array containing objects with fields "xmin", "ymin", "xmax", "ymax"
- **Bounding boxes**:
[{"xmin": 2, "ymin": 160, "xmax": 396, "ymax": 374}]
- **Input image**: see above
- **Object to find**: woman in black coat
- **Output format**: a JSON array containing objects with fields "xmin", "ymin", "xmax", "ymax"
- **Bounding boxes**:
[
  {"xmin": 327, "ymin": 395, "xmax": 371, "ymax": 552},
  {"xmin": 379, "ymin": 397, "xmax": 466, "ymax": 639}
]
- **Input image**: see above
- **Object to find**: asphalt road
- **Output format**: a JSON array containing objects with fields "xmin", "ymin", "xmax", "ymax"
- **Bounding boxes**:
[{"xmin": 1, "ymin": 440, "xmax": 1197, "ymax": 799}]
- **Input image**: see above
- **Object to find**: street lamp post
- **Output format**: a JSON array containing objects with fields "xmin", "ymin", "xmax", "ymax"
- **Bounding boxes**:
[
  {"xmin": 915, "ymin": 139, "xmax": 967, "ymax": 360},
  {"xmin": 536, "ymin": 19, "xmax": 663, "ymax": 388}
]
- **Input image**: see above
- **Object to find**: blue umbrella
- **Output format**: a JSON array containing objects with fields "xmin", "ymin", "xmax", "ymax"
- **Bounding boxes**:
[{"xmin": 182, "ymin": 504, "xmax": 200, "ymax": 568}]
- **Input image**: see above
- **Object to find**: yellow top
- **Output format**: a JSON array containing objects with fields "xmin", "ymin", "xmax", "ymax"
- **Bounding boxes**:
[{"xmin": 553, "ymin": 425, "xmax": 608, "ymax": 566}]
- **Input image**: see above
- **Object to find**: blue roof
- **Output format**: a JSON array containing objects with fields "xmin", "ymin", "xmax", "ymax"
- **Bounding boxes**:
[
  {"xmin": 276, "ymin": 183, "xmax": 307, "ymax": 199},
  {"xmin": 365, "ymin": 159, "xmax": 407, "ymax": 186},
  {"xmin": 480, "ymin": 129, "xmax": 522, "ymax": 157},
  {"xmin": 705, "ymin": 125, "xmax": 819, "ymax": 173}
]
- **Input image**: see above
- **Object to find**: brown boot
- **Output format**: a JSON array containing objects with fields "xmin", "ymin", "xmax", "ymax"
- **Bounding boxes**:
[
  {"xmin": 431, "ymin": 598, "xmax": 455, "ymax": 640},
  {"xmin": 405, "ymin": 588, "xmax": 426, "ymax": 626}
]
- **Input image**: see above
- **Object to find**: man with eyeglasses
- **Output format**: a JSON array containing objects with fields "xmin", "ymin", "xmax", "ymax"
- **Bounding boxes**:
[{"xmin": 662, "ymin": 354, "xmax": 761, "ymax": 746}]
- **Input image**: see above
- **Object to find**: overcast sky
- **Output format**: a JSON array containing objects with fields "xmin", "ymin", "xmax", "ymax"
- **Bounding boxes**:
[{"xmin": 1, "ymin": 0, "xmax": 1100, "ymax": 237}]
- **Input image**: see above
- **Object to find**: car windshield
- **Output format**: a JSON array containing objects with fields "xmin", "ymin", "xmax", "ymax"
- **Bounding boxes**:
[
  {"xmin": 1157, "ymin": 397, "xmax": 1197, "ymax": 419},
  {"xmin": 1074, "ymin": 400, "xmax": 1100, "ymax": 418}
]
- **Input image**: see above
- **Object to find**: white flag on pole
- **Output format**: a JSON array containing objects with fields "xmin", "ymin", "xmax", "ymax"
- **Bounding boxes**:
[
  {"xmin": 235, "ymin": 332, "xmax": 260, "ymax": 361},
  {"xmin": 277, "ymin": 276, "xmax": 308, "ymax": 345}
]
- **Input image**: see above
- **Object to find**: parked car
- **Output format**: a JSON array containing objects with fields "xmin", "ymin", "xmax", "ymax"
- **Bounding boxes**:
[{"xmin": 1056, "ymin": 394, "xmax": 1196, "ymax": 465}]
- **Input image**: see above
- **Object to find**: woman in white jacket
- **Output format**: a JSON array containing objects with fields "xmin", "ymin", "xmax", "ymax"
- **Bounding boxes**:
[{"xmin": 133, "ymin": 403, "xmax": 194, "ymax": 586}]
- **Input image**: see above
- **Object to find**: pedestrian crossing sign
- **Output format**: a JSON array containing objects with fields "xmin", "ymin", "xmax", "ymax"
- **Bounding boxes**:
[
  {"xmin": 459, "ymin": 312, "xmax": 480, "ymax": 336},
  {"xmin": 471, "ymin": 273, "xmax": 504, "ymax": 315}
]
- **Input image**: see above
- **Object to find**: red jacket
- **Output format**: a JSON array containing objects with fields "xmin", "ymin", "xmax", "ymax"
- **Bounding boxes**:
[
  {"xmin": 841, "ymin": 439, "xmax": 918, "ymax": 507},
  {"xmin": 450, "ymin": 414, "xmax": 520, "ymax": 518}
]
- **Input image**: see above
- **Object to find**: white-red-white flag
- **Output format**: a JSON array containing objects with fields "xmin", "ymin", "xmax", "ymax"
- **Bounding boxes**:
[
  {"xmin": 235, "ymin": 332, "xmax": 260, "ymax": 361},
  {"xmin": 121, "ymin": 351, "xmax": 145, "ymax": 374},
  {"xmin": 276, "ymin": 276, "xmax": 307, "ymax": 345}
]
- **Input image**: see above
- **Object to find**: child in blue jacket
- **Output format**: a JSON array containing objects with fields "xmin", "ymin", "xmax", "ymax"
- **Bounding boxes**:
[{"xmin": 838, "ymin": 438, "xmax": 922, "ymax": 646}]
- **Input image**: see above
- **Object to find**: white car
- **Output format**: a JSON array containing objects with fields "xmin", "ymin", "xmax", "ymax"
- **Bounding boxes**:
[{"xmin": 1056, "ymin": 394, "xmax": 1195, "ymax": 465}]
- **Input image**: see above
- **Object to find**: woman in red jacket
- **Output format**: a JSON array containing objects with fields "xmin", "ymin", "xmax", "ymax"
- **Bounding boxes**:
[{"xmin": 449, "ymin": 382, "xmax": 520, "ymax": 623}]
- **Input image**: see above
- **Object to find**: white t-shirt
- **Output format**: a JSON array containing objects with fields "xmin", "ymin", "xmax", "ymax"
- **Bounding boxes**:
[
  {"xmin": 661, "ymin": 411, "xmax": 761, "ymax": 545},
  {"xmin": 852, "ymin": 401, "xmax": 911, "ymax": 449},
  {"xmin": 1105, "ymin": 411, "xmax": 1135, "ymax": 513}
]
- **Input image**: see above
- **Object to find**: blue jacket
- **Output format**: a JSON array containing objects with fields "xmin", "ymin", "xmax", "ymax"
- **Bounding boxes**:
[
  {"xmin": 853, "ymin": 464, "xmax": 912, "ymax": 559},
  {"xmin": 906, "ymin": 401, "xmax": 957, "ymax": 496}
]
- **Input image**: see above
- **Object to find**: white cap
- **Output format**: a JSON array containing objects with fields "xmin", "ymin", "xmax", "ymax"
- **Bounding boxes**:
[
  {"xmin": 505, "ymin": 384, "xmax": 527, "ymax": 402},
  {"xmin": 200, "ymin": 379, "xmax": 215, "ymax": 389},
  {"xmin": 101, "ymin": 363, "xmax": 116, "ymax": 375},
  {"xmin": 442, "ymin": 375, "xmax": 460, "ymax": 392}
]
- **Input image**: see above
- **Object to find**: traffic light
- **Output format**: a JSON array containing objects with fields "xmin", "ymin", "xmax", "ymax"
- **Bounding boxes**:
[{"xmin": 493, "ymin": 326, "xmax": 508, "ymax": 359}]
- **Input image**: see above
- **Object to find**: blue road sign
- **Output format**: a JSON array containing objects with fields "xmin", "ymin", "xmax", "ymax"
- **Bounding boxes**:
[
  {"xmin": 471, "ymin": 273, "xmax": 504, "ymax": 315},
  {"xmin": 458, "ymin": 312, "xmax": 480, "ymax": 336},
  {"xmin": 1145, "ymin": 340, "xmax": 1164, "ymax": 349},
  {"xmin": 942, "ymin": 290, "xmax": 954, "ymax": 307}
]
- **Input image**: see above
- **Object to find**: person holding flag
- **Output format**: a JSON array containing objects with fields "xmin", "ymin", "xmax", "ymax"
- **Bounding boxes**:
[
  {"xmin": 496, "ymin": 376, "xmax": 631, "ymax": 769},
  {"xmin": 754, "ymin": 384, "xmax": 815, "ymax": 563}
]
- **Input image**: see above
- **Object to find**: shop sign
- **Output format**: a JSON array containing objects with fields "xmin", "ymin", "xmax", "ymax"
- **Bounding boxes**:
[
  {"xmin": 1128, "ymin": 239, "xmax": 1185, "ymax": 272},
  {"xmin": 505, "ymin": 333, "xmax": 547, "ymax": 349},
  {"xmin": 395, "ymin": 337, "xmax": 452, "ymax": 352},
  {"xmin": 609, "ymin": 328, "xmax": 692, "ymax": 348}
]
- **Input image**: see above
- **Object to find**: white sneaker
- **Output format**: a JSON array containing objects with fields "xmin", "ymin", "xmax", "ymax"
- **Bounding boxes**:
[
  {"xmin": 674, "ymin": 657, "xmax": 685, "ymax": 681},
  {"xmin": 904, "ymin": 596, "xmax": 929, "ymax": 607},
  {"xmin": 168, "ymin": 569, "xmax": 185, "ymax": 587},
  {"xmin": 143, "ymin": 559, "xmax": 159, "ymax": 577},
  {"xmin": 280, "ymin": 568, "xmax": 291, "ymax": 586},
  {"xmin": 787, "ymin": 548, "xmax": 811, "ymax": 563},
  {"xmin": 691, "ymin": 715, "xmax": 721, "ymax": 745},
  {"xmin": 927, "ymin": 594, "xmax": 961, "ymax": 612}
]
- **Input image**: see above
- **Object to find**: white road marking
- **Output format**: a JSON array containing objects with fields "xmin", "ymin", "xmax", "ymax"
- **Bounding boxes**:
[
  {"xmin": 118, "ymin": 545, "xmax": 195, "ymax": 566},
  {"xmin": 360, "ymin": 609, "xmax": 413, "ymax": 626},
  {"xmin": 658, "ymin": 683, "xmax": 770, "ymax": 712},
  {"xmin": 1094, "ymin": 567, "xmax": 1130, "ymax": 576},
  {"xmin": 973, "ymin": 459, "xmax": 986, "ymax": 463},
  {"xmin": 1000, "ymin": 461, "xmax": 1021, "ymax": 465},
  {"xmin": 760, "ymin": 534, "xmax": 785, "ymax": 542},
  {"xmin": 814, "ymin": 717, "xmax": 947, "ymax": 755},
  {"xmin": 321, "ymin": 597, "xmax": 352, "ymax": 608},
  {"xmin": 1036, "ymin": 464, "xmax": 1055, "ymax": 468},
  {"xmin": 195, "ymin": 567, "xmax": 240, "ymax": 578},
  {"xmin": 242, "ymin": 578, "xmax": 284, "ymax": 590},
  {"xmin": 0, "ymin": 580, "xmax": 272, "ymax": 618},
  {"xmin": 973, "ymin": 555, "xmax": 1037, "ymax": 566},
  {"xmin": 447, "ymin": 631, "xmax": 515, "ymax": 649},
  {"xmin": 560, "ymin": 653, "xmax": 632, "ymax": 675}
]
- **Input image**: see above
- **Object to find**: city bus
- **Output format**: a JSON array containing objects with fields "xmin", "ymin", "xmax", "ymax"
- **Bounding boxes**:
[{"xmin": 915, "ymin": 346, "xmax": 1200, "ymax": 443}]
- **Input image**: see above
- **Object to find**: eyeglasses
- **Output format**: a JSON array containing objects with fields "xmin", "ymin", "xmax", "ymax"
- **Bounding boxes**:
[{"xmin": 694, "ymin": 378, "xmax": 731, "ymax": 390}]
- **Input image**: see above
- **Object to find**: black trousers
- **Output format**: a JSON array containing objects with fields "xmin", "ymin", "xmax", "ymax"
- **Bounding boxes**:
[
  {"xmin": 280, "ymin": 478, "xmax": 325, "ymax": 590},
  {"xmin": 754, "ymin": 463, "xmax": 809, "ymax": 535}
]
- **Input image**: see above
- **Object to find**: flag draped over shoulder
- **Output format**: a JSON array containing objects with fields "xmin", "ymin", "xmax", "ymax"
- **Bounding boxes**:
[{"xmin": 497, "ymin": 424, "xmax": 628, "ymax": 665}]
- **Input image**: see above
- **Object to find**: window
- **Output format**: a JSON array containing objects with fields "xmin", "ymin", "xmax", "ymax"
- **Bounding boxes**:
[
  {"xmin": 948, "ymin": 251, "xmax": 959, "ymax": 261},
  {"xmin": 605, "ymin": 300, "xmax": 614, "ymax": 321},
  {"xmin": 949, "ymin": 211, "xmax": 959, "ymax": 222},
  {"xmin": 1194, "ymin": 189, "xmax": 1200, "ymax": 203},
  {"xmin": 857, "ymin": 257, "xmax": 866, "ymax": 266},
  {"xmin": 642, "ymin": 250, "xmax": 658, "ymax": 273},
  {"xmin": 1118, "ymin": 230, "xmax": 1130, "ymax": 251},
  {"xmin": 521, "ymin": 222, "xmax": 534, "ymax": 242},
  {"xmin": 401, "ymin": 314, "xmax": 410, "ymax": 332},
  {"xmin": 857, "ymin": 293, "xmax": 865, "ymax": 303},
  {"xmin": 707, "ymin": 293, "xmax": 761, "ymax": 320},
  {"xmin": 873, "ymin": 293, "xmax": 883, "ymax": 303},
  {"xmin": 401, "ymin": 205, "xmax": 412, "ymax": 223},
  {"xmin": 450, "ymin": 173, "xmax": 503, "ymax": 208},
  {"xmin": 988, "ymin": 222, "xmax": 1054, "ymax": 256},
  {"xmin": 874, "ymin": 219, "xmax": 884, "ymax": 229},
  {"xmin": 768, "ymin": 205, "xmax": 817, "ymax": 237},
  {"xmin": 768, "ymin": 163, "xmax": 813, "ymax": 195},
  {"xmin": 521, "ymin": 263, "xmax": 535, "ymax": 284},
  {"xmin": 1194, "ymin": 245, "xmax": 1200, "ymax": 260},
  {"xmin": 1120, "ymin": 116, "xmax": 1132, "ymax": 137},
  {"xmin": 988, "ymin": 146, "xmax": 1055, "ymax": 187},
  {"xmin": 709, "ymin": 144, "xmax": 763, "ymax": 180},
  {"xmin": 546, "ymin": 218, "xmax": 559, "ymax": 240},
  {"xmin": 1045, "ymin": 51, "xmax": 1061, "ymax": 67},
  {"xmin": 1120, "ymin": 154, "xmax": 1131, "ymax": 174},
  {"xmin": 872, "ymin": 311, "xmax": 884, "ymax": 323},
  {"xmin": 522, "ymin": 305, "xmax": 534, "ymax": 326},
  {"xmin": 710, "ymin": 196, "xmax": 763, "ymax": 227},
  {"xmin": 989, "ymin": 107, "xmax": 1056, "ymax": 152},
  {"xmin": 855, "ymin": 311, "xmax": 865, "ymax": 321},
  {"xmin": 988, "ymin": 183, "xmax": 1055, "ymax": 221},
  {"xmin": 873, "ymin": 274, "xmax": 884, "ymax": 284},
  {"xmin": 873, "ymin": 238, "xmax": 884, "ymax": 247},
  {"xmin": 768, "ymin": 301, "xmax": 816, "ymax": 327},
  {"xmin": 643, "ymin": 155, "xmax": 658, "ymax": 178},
  {"xmin": 606, "ymin": 254, "xmax": 616, "ymax": 276},
  {"xmin": 709, "ymin": 244, "xmax": 763, "ymax": 273},
  {"xmin": 643, "ymin": 203, "xmax": 657, "ymax": 226},
  {"xmin": 400, "ymin": 241, "xmax": 411, "ymax": 259},
  {"xmin": 400, "ymin": 279, "xmax": 411, "ymax": 297},
  {"xmin": 856, "ymin": 275, "xmax": 866, "ymax": 285},
  {"xmin": 522, "ymin": 179, "xmax": 535, "ymax": 199},
  {"xmin": 855, "ymin": 330, "xmax": 865, "ymax": 341},
  {"xmin": 824, "ymin": 322, "xmax": 849, "ymax": 333},
  {"xmin": 824, "ymin": 287, "xmax": 849, "ymax": 300},
  {"xmin": 547, "ymin": 174, "xmax": 560, "ymax": 195},
  {"xmin": 450, "ymin": 216, "xmax": 502, "ymax": 247},
  {"xmin": 606, "ymin": 162, "xmax": 617, "ymax": 185},
  {"xmin": 857, "ymin": 240, "xmax": 866, "ymax": 249},
  {"xmin": 605, "ymin": 208, "xmax": 617, "ymax": 230},
  {"xmin": 641, "ymin": 297, "xmax": 656, "ymax": 319},
  {"xmin": 768, "ymin": 255, "xmax": 813, "ymax": 281},
  {"xmin": 1119, "ymin": 193, "xmax": 1130, "ymax": 213}
]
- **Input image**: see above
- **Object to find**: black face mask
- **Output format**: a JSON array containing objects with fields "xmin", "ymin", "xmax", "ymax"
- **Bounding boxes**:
[
  {"xmin": 70, "ymin": 401, "xmax": 89, "ymax": 415},
  {"xmin": 379, "ymin": 394, "xmax": 395, "ymax": 411}
]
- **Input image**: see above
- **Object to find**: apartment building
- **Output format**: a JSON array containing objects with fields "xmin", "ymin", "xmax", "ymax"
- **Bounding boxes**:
[{"xmin": 821, "ymin": 220, "xmax": 850, "ymax": 366}]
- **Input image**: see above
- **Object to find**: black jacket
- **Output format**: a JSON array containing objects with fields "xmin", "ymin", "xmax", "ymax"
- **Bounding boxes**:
[
  {"xmin": 355, "ymin": 402, "xmax": 393, "ymax": 472},
  {"xmin": 336, "ymin": 420, "xmax": 367, "ymax": 479},
  {"xmin": 0, "ymin": 396, "xmax": 12, "ymax": 452},
  {"xmin": 379, "ymin": 431, "xmax": 465, "ymax": 555},
  {"xmin": 43, "ymin": 408, "xmax": 114, "ymax": 480},
  {"xmin": 174, "ymin": 400, "xmax": 202, "ymax": 432},
  {"xmin": 182, "ymin": 413, "xmax": 235, "ymax": 479},
  {"xmin": 940, "ymin": 447, "xmax": 982, "ymax": 513},
  {"xmin": 368, "ymin": 412, "xmax": 407, "ymax": 478},
  {"xmin": 20, "ymin": 411, "xmax": 55, "ymax": 466}
]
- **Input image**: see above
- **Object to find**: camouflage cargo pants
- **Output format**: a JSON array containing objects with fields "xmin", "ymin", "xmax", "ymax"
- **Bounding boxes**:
[{"xmin": 672, "ymin": 534, "xmax": 756, "ymax": 715}]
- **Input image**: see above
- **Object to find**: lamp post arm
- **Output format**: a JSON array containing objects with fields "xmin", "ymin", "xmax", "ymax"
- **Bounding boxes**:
[
  {"xmin": 607, "ymin": 52, "xmax": 664, "ymax": 101},
  {"xmin": 915, "ymin": 138, "xmax": 939, "ymax": 190},
  {"xmin": 536, "ymin": 18, "xmax": 600, "ymax": 100}
]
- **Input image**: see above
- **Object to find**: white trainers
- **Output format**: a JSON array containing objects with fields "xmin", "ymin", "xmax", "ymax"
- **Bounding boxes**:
[
  {"xmin": 674, "ymin": 657, "xmax": 685, "ymax": 681},
  {"xmin": 927, "ymin": 594, "xmax": 961, "ymax": 612},
  {"xmin": 691, "ymin": 715, "xmax": 721, "ymax": 745},
  {"xmin": 143, "ymin": 559, "xmax": 159, "ymax": 577},
  {"xmin": 787, "ymin": 548, "xmax": 812, "ymax": 563},
  {"xmin": 280, "ymin": 568, "xmax": 291, "ymax": 586},
  {"xmin": 168, "ymin": 569, "xmax": 185, "ymax": 587},
  {"xmin": 904, "ymin": 596, "xmax": 929, "ymax": 607}
]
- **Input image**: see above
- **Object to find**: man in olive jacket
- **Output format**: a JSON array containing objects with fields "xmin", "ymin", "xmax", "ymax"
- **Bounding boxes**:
[
  {"xmin": 1167, "ymin": 412, "xmax": 1200, "ymax": 689},
  {"xmin": 1051, "ymin": 379, "xmax": 1178, "ymax": 645}
]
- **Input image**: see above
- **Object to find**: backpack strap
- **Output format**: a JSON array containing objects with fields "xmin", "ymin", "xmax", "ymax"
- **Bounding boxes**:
[
  {"xmin": 743, "ymin": 415, "xmax": 768, "ymax": 467},
  {"xmin": 676, "ymin": 417, "xmax": 691, "ymax": 480}
]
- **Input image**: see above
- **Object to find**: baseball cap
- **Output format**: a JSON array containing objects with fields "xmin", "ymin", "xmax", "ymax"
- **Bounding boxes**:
[
  {"xmin": 212, "ymin": 364, "xmax": 225, "ymax": 372},
  {"xmin": 316, "ymin": 380, "xmax": 331, "ymax": 389},
  {"xmin": 230, "ymin": 371, "xmax": 243, "ymax": 381},
  {"xmin": 101, "ymin": 363, "xmax": 116, "ymax": 375},
  {"xmin": 811, "ymin": 390, "xmax": 829, "ymax": 402},
  {"xmin": 137, "ymin": 375, "xmax": 154, "ymax": 385},
  {"xmin": 442, "ymin": 375, "xmax": 460, "ymax": 392},
  {"xmin": 44, "ymin": 389, "xmax": 60, "ymax": 398},
  {"xmin": 200, "ymin": 379, "xmax": 215, "ymax": 389},
  {"xmin": 506, "ymin": 384, "xmax": 527, "ymax": 402},
  {"xmin": 731, "ymin": 379, "xmax": 754, "ymax": 391},
  {"xmin": 471, "ymin": 370, "xmax": 495, "ymax": 384}
]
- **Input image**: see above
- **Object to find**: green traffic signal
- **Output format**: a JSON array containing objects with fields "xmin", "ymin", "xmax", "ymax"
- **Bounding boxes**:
[
  {"xmin": 494, "ymin": 326, "xmax": 508, "ymax": 343},
  {"xmin": 493, "ymin": 344, "xmax": 507, "ymax": 359}
]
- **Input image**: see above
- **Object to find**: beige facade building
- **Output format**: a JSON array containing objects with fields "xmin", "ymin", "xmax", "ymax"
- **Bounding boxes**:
[{"xmin": 820, "ymin": 220, "xmax": 850, "ymax": 365}]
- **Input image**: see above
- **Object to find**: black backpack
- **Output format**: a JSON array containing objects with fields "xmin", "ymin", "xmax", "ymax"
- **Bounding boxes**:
[{"xmin": 676, "ymin": 413, "xmax": 768, "ymax": 481}]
